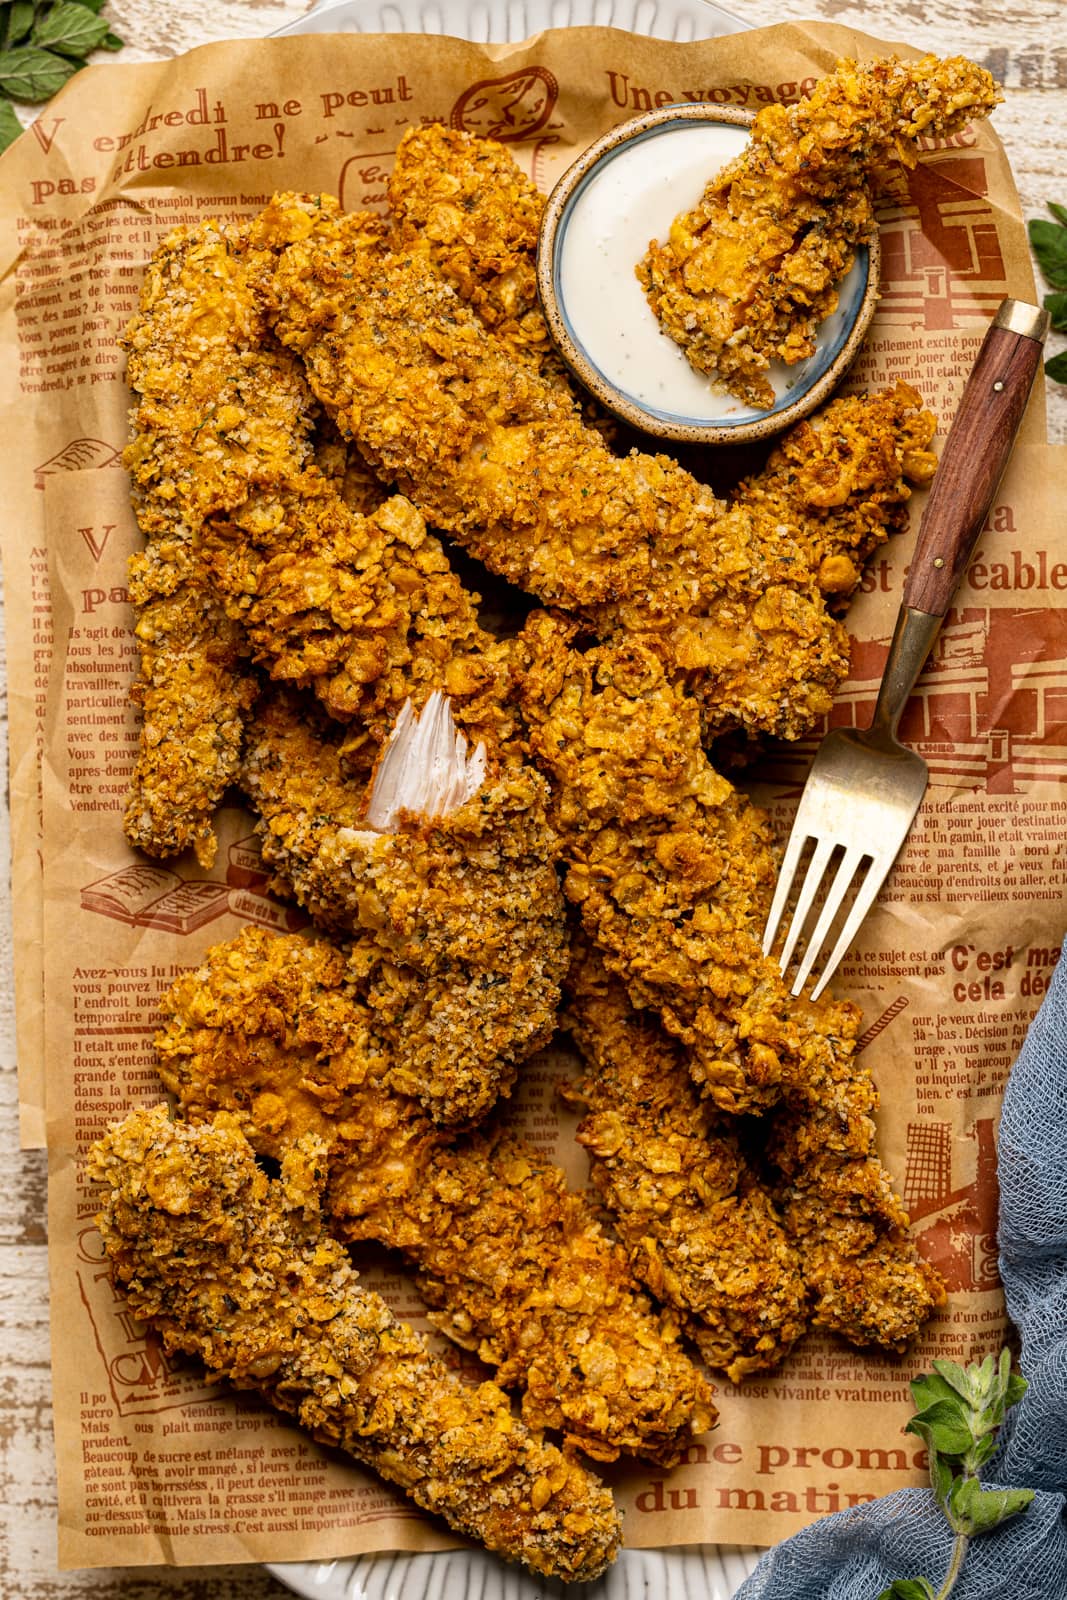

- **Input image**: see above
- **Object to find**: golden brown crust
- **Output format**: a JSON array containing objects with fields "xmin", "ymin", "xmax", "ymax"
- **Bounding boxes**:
[
  {"xmin": 731, "ymin": 381, "xmax": 938, "ymax": 606},
  {"xmin": 257, "ymin": 191, "xmax": 722, "ymax": 613},
  {"xmin": 88, "ymin": 1106, "xmax": 622, "ymax": 1582},
  {"xmin": 122, "ymin": 216, "xmax": 513, "ymax": 863},
  {"xmin": 517, "ymin": 612, "xmax": 846, "ymax": 1114},
  {"xmin": 238, "ymin": 692, "xmax": 566, "ymax": 1124},
  {"xmin": 563, "ymin": 942, "xmax": 810, "ymax": 1381},
  {"xmin": 639, "ymin": 55, "xmax": 1000, "ymax": 405},
  {"xmin": 155, "ymin": 933, "xmax": 717, "ymax": 1466}
]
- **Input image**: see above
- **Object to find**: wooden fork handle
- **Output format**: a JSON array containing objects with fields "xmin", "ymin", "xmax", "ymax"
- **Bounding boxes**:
[{"xmin": 903, "ymin": 299, "xmax": 1050, "ymax": 617}]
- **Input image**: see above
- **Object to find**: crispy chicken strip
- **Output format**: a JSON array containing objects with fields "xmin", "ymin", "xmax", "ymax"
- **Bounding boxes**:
[
  {"xmin": 585, "ymin": 382, "xmax": 937, "ymax": 741},
  {"xmin": 89, "ymin": 1105, "xmax": 621, "ymax": 1582},
  {"xmin": 155, "ymin": 929, "xmax": 717, "ymax": 1466},
  {"xmin": 386, "ymin": 124, "xmax": 618, "ymax": 443},
  {"xmin": 761, "ymin": 1046, "xmax": 947, "ymax": 1351},
  {"xmin": 259, "ymin": 194, "xmax": 934, "ymax": 741},
  {"xmin": 562, "ymin": 941, "xmax": 809, "ymax": 1381},
  {"xmin": 638, "ymin": 55, "xmax": 999, "ymax": 405},
  {"xmin": 518, "ymin": 617, "xmax": 944, "ymax": 1350},
  {"xmin": 240, "ymin": 690, "xmax": 566, "ymax": 1125},
  {"xmin": 729, "ymin": 381, "xmax": 938, "ymax": 604},
  {"xmin": 517, "ymin": 611, "xmax": 844, "ymax": 1113},
  {"xmin": 256, "ymin": 191, "xmax": 721, "ymax": 612},
  {"xmin": 123, "ymin": 217, "xmax": 509, "ymax": 863},
  {"xmin": 124, "ymin": 584, "xmax": 257, "ymax": 866},
  {"xmin": 121, "ymin": 217, "xmax": 314, "ymax": 862},
  {"xmin": 388, "ymin": 123, "xmax": 548, "ymax": 363}
]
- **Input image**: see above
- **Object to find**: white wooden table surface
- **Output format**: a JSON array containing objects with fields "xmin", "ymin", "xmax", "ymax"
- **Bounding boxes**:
[{"xmin": 1, "ymin": 1, "xmax": 1064, "ymax": 1595}]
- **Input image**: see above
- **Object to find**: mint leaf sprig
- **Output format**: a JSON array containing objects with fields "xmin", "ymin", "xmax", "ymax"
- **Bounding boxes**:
[
  {"xmin": 1029, "ymin": 202, "xmax": 1067, "ymax": 384},
  {"xmin": 878, "ymin": 1349, "xmax": 1034, "ymax": 1600},
  {"xmin": 0, "ymin": 0, "xmax": 124, "ymax": 155}
]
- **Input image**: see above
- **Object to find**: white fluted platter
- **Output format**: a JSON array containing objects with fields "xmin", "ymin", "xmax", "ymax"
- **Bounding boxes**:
[{"xmin": 265, "ymin": 1, "xmax": 761, "ymax": 1596}]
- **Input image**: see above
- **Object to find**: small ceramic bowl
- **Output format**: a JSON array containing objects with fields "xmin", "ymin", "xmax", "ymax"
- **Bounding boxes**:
[{"xmin": 536, "ymin": 103, "xmax": 881, "ymax": 445}]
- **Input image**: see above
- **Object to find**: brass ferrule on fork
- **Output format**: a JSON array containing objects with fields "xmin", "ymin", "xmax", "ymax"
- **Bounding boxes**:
[{"xmin": 868, "ymin": 607, "xmax": 944, "ymax": 740}]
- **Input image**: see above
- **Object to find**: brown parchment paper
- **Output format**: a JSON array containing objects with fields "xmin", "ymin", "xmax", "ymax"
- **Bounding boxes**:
[{"xmin": 2, "ymin": 17, "xmax": 1065, "ymax": 1572}]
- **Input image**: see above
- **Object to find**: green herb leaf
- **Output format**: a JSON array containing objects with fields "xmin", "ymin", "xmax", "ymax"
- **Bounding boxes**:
[
  {"xmin": 910, "ymin": 1372, "xmax": 963, "ymax": 1412},
  {"xmin": 1046, "ymin": 351, "xmax": 1067, "ymax": 384},
  {"xmin": 876, "ymin": 1580, "xmax": 937, "ymax": 1600},
  {"xmin": 0, "ymin": 94, "xmax": 24, "ymax": 153},
  {"xmin": 6, "ymin": 1, "xmax": 39, "ymax": 48},
  {"xmin": 1048, "ymin": 201, "xmax": 1067, "ymax": 228},
  {"xmin": 949, "ymin": 1475, "xmax": 1035, "ymax": 1535},
  {"xmin": 70, "ymin": 0, "xmax": 109, "ymax": 12},
  {"xmin": 930, "ymin": 1452, "xmax": 954, "ymax": 1507},
  {"xmin": 1004, "ymin": 1370, "xmax": 1029, "ymax": 1407},
  {"xmin": 906, "ymin": 1399, "xmax": 975, "ymax": 1457},
  {"xmin": 100, "ymin": 29, "xmax": 122, "ymax": 50},
  {"xmin": 0, "ymin": 44, "xmax": 78, "ymax": 101},
  {"xmin": 931, "ymin": 1358, "xmax": 975, "ymax": 1404},
  {"xmin": 1030, "ymin": 218, "xmax": 1067, "ymax": 289},
  {"xmin": 32, "ymin": 1, "xmax": 109, "ymax": 59}
]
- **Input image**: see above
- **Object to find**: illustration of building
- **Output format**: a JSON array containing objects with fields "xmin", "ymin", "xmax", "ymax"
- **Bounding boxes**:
[
  {"xmin": 875, "ymin": 156, "xmax": 1007, "ymax": 330},
  {"xmin": 903, "ymin": 1116, "xmax": 1000, "ymax": 1292},
  {"xmin": 761, "ymin": 608, "xmax": 1067, "ymax": 793}
]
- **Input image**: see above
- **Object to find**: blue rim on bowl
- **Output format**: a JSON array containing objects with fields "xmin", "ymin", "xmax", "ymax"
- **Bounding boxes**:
[{"xmin": 536, "ymin": 103, "xmax": 881, "ymax": 445}]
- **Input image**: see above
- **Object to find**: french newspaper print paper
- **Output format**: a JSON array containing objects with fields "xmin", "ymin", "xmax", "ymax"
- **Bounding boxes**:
[{"xmin": 0, "ymin": 19, "xmax": 1062, "ymax": 1568}]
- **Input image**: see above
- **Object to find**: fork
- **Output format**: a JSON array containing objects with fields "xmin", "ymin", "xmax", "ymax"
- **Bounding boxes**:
[{"xmin": 762, "ymin": 298, "xmax": 1050, "ymax": 1000}]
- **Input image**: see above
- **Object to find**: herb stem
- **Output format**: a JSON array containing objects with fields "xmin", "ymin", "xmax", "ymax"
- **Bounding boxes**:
[{"xmin": 934, "ymin": 1531, "xmax": 969, "ymax": 1600}]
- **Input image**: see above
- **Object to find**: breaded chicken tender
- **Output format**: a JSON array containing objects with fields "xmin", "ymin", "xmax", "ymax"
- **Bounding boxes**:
[
  {"xmin": 240, "ymin": 691, "xmax": 566, "ymax": 1125},
  {"xmin": 258, "ymin": 192, "xmax": 904, "ymax": 739},
  {"xmin": 518, "ymin": 611, "xmax": 846, "ymax": 1114},
  {"xmin": 763, "ymin": 1041, "xmax": 947, "ymax": 1351},
  {"xmin": 562, "ymin": 941, "xmax": 809, "ymax": 1380},
  {"xmin": 89, "ymin": 1105, "xmax": 622, "ymax": 1582},
  {"xmin": 256, "ymin": 191, "xmax": 722, "ymax": 612},
  {"xmin": 518, "ymin": 619, "xmax": 944, "ymax": 1351},
  {"xmin": 730, "ymin": 381, "xmax": 938, "ymax": 603},
  {"xmin": 639, "ymin": 54, "xmax": 999, "ymax": 406},
  {"xmin": 124, "ymin": 585, "xmax": 257, "ymax": 866},
  {"xmin": 122, "ymin": 217, "xmax": 511, "ymax": 865},
  {"xmin": 154, "ymin": 931, "xmax": 717, "ymax": 1466},
  {"xmin": 121, "ymin": 217, "xmax": 314, "ymax": 863},
  {"xmin": 388, "ymin": 123, "xmax": 548, "ymax": 360}
]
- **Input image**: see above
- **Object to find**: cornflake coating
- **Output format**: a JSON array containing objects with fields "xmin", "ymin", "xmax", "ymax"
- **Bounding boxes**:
[
  {"xmin": 88, "ymin": 1106, "xmax": 621, "ymax": 1583},
  {"xmin": 123, "ymin": 216, "xmax": 507, "ymax": 864},
  {"xmin": 155, "ymin": 934, "xmax": 717, "ymax": 1466},
  {"xmin": 730, "ymin": 381, "xmax": 938, "ymax": 605},
  {"xmin": 257, "ymin": 191, "xmax": 722, "ymax": 611},
  {"xmin": 518, "ymin": 612, "xmax": 846, "ymax": 1115},
  {"xmin": 386, "ymin": 124, "xmax": 616, "ymax": 441},
  {"xmin": 240, "ymin": 692, "xmax": 566, "ymax": 1125},
  {"xmin": 638, "ymin": 54, "xmax": 999, "ymax": 406},
  {"xmin": 121, "ymin": 217, "xmax": 313, "ymax": 862},
  {"xmin": 762, "ymin": 1027, "xmax": 947, "ymax": 1351},
  {"xmin": 518, "ymin": 619, "xmax": 944, "ymax": 1354},
  {"xmin": 388, "ymin": 124, "xmax": 547, "ymax": 355},
  {"xmin": 563, "ymin": 941, "xmax": 809, "ymax": 1381},
  {"xmin": 259, "ymin": 190, "xmax": 883, "ymax": 739},
  {"xmin": 124, "ymin": 584, "xmax": 256, "ymax": 867},
  {"xmin": 581, "ymin": 390, "xmax": 937, "ymax": 744}
]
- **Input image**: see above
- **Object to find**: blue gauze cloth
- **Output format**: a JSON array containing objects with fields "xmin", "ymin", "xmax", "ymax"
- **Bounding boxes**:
[{"xmin": 735, "ymin": 937, "xmax": 1067, "ymax": 1600}]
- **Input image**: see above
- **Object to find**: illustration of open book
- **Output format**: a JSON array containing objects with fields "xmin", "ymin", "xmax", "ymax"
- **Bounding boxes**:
[{"xmin": 80, "ymin": 865, "xmax": 231, "ymax": 935}]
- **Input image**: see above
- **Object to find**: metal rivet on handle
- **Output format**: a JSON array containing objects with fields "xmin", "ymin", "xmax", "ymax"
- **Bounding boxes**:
[
  {"xmin": 933, "ymin": 558, "xmax": 944, "ymax": 568},
  {"xmin": 993, "ymin": 380, "xmax": 1005, "ymax": 391}
]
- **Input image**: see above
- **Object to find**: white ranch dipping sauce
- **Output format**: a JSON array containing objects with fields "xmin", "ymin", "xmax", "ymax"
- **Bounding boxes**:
[{"xmin": 556, "ymin": 120, "xmax": 803, "ymax": 424}]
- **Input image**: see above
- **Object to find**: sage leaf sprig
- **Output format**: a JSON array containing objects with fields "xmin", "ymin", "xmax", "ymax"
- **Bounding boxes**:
[
  {"xmin": 878, "ymin": 1349, "xmax": 1034, "ymax": 1600},
  {"xmin": 1029, "ymin": 201, "xmax": 1067, "ymax": 384},
  {"xmin": 0, "ymin": 0, "xmax": 123, "ymax": 155}
]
